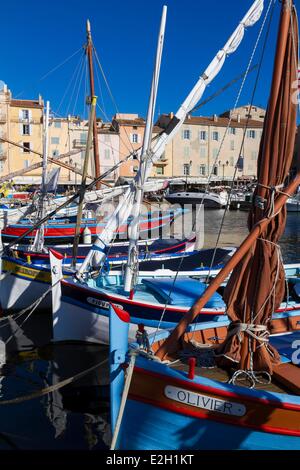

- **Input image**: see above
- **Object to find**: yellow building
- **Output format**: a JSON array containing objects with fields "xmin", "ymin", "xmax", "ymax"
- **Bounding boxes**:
[
  {"xmin": 111, "ymin": 113, "xmax": 170, "ymax": 178},
  {"xmin": 0, "ymin": 82, "xmax": 44, "ymax": 184},
  {"xmin": 157, "ymin": 109, "xmax": 265, "ymax": 180},
  {"xmin": 48, "ymin": 115, "xmax": 91, "ymax": 185}
]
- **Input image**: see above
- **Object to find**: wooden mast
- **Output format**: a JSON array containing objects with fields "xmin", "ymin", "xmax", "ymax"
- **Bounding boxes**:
[
  {"xmin": 72, "ymin": 96, "xmax": 97, "ymax": 268},
  {"xmin": 86, "ymin": 20, "xmax": 101, "ymax": 190},
  {"xmin": 156, "ymin": 0, "xmax": 297, "ymax": 361}
]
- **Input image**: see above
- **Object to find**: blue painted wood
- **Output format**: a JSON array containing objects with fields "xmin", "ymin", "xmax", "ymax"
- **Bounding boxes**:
[{"xmin": 109, "ymin": 304, "xmax": 130, "ymax": 435}]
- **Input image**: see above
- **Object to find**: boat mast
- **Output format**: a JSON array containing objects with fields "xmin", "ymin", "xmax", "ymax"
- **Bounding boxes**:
[
  {"xmin": 31, "ymin": 100, "xmax": 50, "ymax": 252},
  {"xmin": 76, "ymin": 0, "xmax": 264, "ymax": 279},
  {"xmin": 156, "ymin": 0, "xmax": 299, "ymax": 361},
  {"xmin": 72, "ymin": 96, "xmax": 97, "ymax": 268},
  {"xmin": 86, "ymin": 20, "xmax": 101, "ymax": 190},
  {"xmin": 123, "ymin": 5, "xmax": 167, "ymax": 295}
]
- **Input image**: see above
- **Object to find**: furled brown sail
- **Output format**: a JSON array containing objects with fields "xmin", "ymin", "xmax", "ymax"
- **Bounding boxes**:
[
  {"xmin": 155, "ymin": 0, "xmax": 300, "ymax": 364},
  {"xmin": 216, "ymin": 0, "xmax": 298, "ymax": 374}
]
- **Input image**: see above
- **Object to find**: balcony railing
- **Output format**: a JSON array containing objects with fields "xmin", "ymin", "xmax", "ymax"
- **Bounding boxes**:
[
  {"xmin": 154, "ymin": 157, "xmax": 168, "ymax": 167},
  {"xmin": 12, "ymin": 118, "xmax": 42, "ymax": 125},
  {"xmin": 73, "ymin": 139, "xmax": 88, "ymax": 148}
]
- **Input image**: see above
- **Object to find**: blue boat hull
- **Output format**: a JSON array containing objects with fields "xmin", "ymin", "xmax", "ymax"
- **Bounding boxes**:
[{"xmin": 119, "ymin": 399, "xmax": 300, "ymax": 450}]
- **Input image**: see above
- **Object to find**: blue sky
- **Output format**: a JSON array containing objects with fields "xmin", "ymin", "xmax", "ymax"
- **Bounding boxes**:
[{"xmin": 1, "ymin": 0, "xmax": 295, "ymax": 121}]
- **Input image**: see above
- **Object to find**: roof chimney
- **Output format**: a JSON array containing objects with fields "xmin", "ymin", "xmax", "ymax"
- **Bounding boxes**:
[
  {"xmin": 169, "ymin": 112, "xmax": 174, "ymax": 119},
  {"xmin": 237, "ymin": 113, "xmax": 241, "ymax": 123},
  {"xmin": 213, "ymin": 114, "xmax": 218, "ymax": 122}
]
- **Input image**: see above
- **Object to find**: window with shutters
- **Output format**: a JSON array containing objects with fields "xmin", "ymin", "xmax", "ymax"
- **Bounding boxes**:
[
  {"xmin": 212, "ymin": 148, "xmax": 218, "ymax": 159},
  {"xmin": 22, "ymin": 124, "xmax": 30, "ymax": 135},
  {"xmin": 183, "ymin": 129, "xmax": 191, "ymax": 140},
  {"xmin": 23, "ymin": 142, "xmax": 30, "ymax": 153},
  {"xmin": 183, "ymin": 164, "xmax": 190, "ymax": 176},
  {"xmin": 80, "ymin": 132, "xmax": 87, "ymax": 144},
  {"xmin": 199, "ymin": 130, "xmax": 207, "ymax": 141},
  {"xmin": 184, "ymin": 146, "xmax": 190, "ymax": 158},
  {"xmin": 22, "ymin": 109, "xmax": 29, "ymax": 120},
  {"xmin": 131, "ymin": 133, "xmax": 139, "ymax": 144},
  {"xmin": 51, "ymin": 137, "xmax": 60, "ymax": 145},
  {"xmin": 54, "ymin": 121, "xmax": 61, "ymax": 128},
  {"xmin": 229, "ymin": 127, "xmax": 236, "ymax": 135},
  {"xmin": 24, "ymin": 160, "xmax": 29, "ymax": 168},
  {"xmin": 212, "ymin": 131, "xmax": 219, "ymax": 141},
  {"xmin": 156, "ymin": 166, "xmax": 164, "ymax": 175},
  {"xmin": 199, "ymin": 164, "xmax": 206, "ymax": 176},
  {"xmin": 200, "ymin": 147, "xmax": 206, "ymax": 158},
  {"xmin": 247, "ymin": 130, "xmax": 256, "ymax": 139},
  {"xmin": 230, "ymin": 140, "xmax": 235, "ymax": 151}
]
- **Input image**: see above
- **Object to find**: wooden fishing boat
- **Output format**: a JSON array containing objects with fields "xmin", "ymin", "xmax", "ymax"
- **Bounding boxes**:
[
  {"xmin": 49, "ymin": 260, "xmax": 300, "ymax": 345},
  {"xmin": 0, "ymin": 245, "xmax": 234, "ymax": 313},
  {"xmin": 110, "ymin": 318, "xmax": 300, "ymax": 450},
  {"xmin": 48, "ymin": 0, "xmax": 293, "ymax": 351},
  {"xmin": 109, "ymin": 0, "xmax": 300, "ymax": 450},
  {"xmin": 1, "ymin": 209, "xmax": 181, "ymax": 244},
  {"xmin": 10, "ymin": 235, "xmax": 197, "ymax": 265}
]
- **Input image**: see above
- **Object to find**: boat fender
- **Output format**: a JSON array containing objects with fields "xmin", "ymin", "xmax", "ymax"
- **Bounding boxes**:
[
  {"xmin": 136, "ymin": 324, "xmax": 151, "ymax": 353},
  {"xmin": 83, "ymin": 226, "xmax": 92, "ymax": 244}
]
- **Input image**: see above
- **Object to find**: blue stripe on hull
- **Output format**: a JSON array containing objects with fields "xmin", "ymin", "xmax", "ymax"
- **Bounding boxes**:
[{"xmin": 119, "ymin": 400, "xmax": 300, "ymax": 450}]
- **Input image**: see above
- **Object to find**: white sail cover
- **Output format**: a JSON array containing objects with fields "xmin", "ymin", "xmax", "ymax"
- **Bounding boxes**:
[{"xmin": 78, "ymin": 0, "xmax": 264, "ymax": 275}]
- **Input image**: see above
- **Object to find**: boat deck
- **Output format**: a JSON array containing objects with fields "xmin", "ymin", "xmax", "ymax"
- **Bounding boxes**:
[{"xmin": 170, "ymin": 343, "xmax": 290, "ymax": 394}]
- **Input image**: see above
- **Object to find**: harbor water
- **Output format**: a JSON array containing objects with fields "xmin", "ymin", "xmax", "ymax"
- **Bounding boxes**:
[{"xmin": 0, "ymin": 210, "xmax": 299, "ymax": 450}]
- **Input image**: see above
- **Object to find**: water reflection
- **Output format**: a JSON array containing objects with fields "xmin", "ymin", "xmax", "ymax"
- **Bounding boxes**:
[
  {"xmin": 202, "ymin": 210, "xmax": 300, "ymax": 263},
  {"xmin": 0, "ymin": 340, "xmax": 110, "ymax": 449},
  {"xmin": 0, "ymin": 210, "xmax": 298, "ymax": 449}
]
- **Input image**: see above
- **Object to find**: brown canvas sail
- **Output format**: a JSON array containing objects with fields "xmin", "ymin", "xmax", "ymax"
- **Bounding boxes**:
[
  {"xmin": 216, "ymin": 0, "xmax": 298, "ymax": 374},
  {"xmin": 155, "ymin": 0, "xmax": 300, "ymax": 365}
]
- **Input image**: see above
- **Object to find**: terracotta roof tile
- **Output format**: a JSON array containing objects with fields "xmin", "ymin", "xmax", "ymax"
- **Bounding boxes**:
[
  {"xmin": 10, "ymin": 99, "xmax": 43, "ymax": 109},
  {"xmin": 183, "ymin": 115, "xmax": 264, "ymax": 128}
]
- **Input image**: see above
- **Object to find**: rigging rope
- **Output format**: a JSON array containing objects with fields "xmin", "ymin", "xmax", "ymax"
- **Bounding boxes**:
[
  {"xmin": 93, "ymin": 46, "xmax": 136, "ymax": 156},
  {"xmin": 15, "ymin": 47, "xmax": 83, "ymax": 99},
  {"xmin": 205, "ymin": 0, "xmax": 276, "ymax": 283},
  {"xmin": 152, "ymin": 0, "xmax": 275, "ymax": 344},
  {"xmin": 55, "ymin": 50, "xmax": 86, "ymax": 116},
  {"xmin": 0, "ymin": 357, "xmax": 108, "ymax": 406}
]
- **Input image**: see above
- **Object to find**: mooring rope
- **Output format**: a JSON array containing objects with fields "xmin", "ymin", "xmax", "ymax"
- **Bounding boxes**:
[{"xmin": 0, "ymin": 357, "xmax": 108, "ymax": 406}]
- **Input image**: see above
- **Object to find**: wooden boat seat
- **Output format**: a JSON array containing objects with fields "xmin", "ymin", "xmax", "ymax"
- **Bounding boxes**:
[{"xmin": 273, "ymin": 363, "xmax": 300, "ymax": 395}]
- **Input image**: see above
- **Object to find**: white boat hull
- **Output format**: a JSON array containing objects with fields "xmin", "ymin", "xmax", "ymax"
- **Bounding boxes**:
[
  {"xmin": 0, "ymin": 271, "xmax": 51, "ymax": 312},
  {"xmin": 53, "ymin": 295, "xmax": 156, "ymax": 345}
]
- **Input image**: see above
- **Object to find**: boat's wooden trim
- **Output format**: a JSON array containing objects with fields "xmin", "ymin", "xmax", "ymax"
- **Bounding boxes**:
[{"xmin": 128, "ymin": 366, "xmax": 300, "ymax": 436}]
